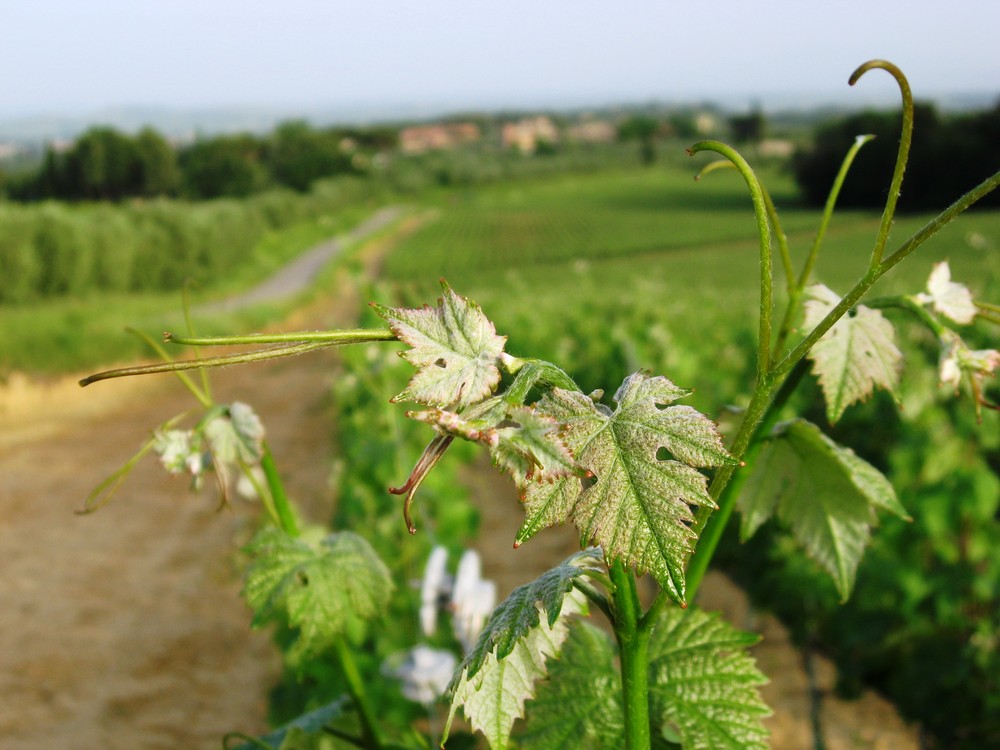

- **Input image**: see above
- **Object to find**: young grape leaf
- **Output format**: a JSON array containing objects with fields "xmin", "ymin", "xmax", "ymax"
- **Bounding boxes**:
[
  {"xmin": 520, "ymin": 621, "xmax": 624, "ymax": 750},
  {"xmin": 517, "ymin": 372, "xmax": 736, "ymax": 605},
  {"xmin": 203, "ymin": 402, "xmax": 266, "ymax": 464},
  {"xmin": 398, "ymin": 401, "xmax": 579, "ymax": 532},
  {"xmin": 443, "ymin": 590, "xmax": 587, "ymax": 750},
  {"xmin": 648, "ymin": 607, "xmax": 770, "ymax": 750},
  {"xmin": 463, "ymin": 548, "xmax": 604, "ymax": 681},
  {"xmin": 804, "ymin": 284, "xmax": 902, "ymax": 423},
  {"xmin": 243, "ymin": 528, "xmax": 393, "ymax": 664},
  {"xmin": 737, "ymin": 418, "xmax": 910, "ymax": 600},
  {"xmin": 491, "ymin": 406, "xmax": 581, "ymax": 485},
  {"xmin": 372, "ymin": 280, "xmax": 507, "ymax": 409}
]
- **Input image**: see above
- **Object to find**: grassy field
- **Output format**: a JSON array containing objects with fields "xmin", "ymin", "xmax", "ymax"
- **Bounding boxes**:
[
  {"xmin": 0, "ymin": 207, "xmax": 374, "ymax": 375},
  {"xmin": 381, "ymin": 164, "xmax": 1000, "ymax": 409},
  {"xmin": 6, "ymin": 158, "xmax": 998, "ymax": 388}
]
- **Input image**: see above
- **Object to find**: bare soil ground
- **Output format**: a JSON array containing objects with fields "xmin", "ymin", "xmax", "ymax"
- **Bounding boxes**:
[
  {"xmin": 0, "ymin": 216, "xmax": 922, "ymax": 749},
  {"xmin": 0, "ymin": 311, "xmax": 347, "ymax": 749}
]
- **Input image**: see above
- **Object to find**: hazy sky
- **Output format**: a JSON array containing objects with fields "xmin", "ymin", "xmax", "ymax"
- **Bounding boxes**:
[{"xmin": 3, "ymin": 0, "xmax": 998, "ymax": 117}]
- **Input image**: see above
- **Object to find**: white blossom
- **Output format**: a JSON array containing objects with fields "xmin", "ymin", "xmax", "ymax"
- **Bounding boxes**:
[
  {"xmin": 451, "ymin": 550, "xmax": 497, "ymax": 654},
  {"xmin": 153, "ymin": 429, "xmax": 205, "ymax": 477},
  {"xmin": 916, "ymin": 261, "xmax": 977, "ymax": 325},
  {"xmin": 383, "ymin": 645, "xmax": 457, "ymax": 705},
  {"xmin": 415, "ymin": 546, "xmax": 497, "ymax": 654},
  {"xmin": 235, "ymin": 466, "xmax": 267, "ymax": 500},
  {"xmin": 419, "ymin": 546, "xmax": 451, "ymax": 637}
]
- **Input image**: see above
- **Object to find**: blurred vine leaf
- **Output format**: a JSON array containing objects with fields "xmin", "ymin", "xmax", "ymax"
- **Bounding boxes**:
[
  {"xmin": 648, "ymin": 607, "xmax": 770, "ymax": 750},
  {"xmin": 204, "ymin": 401, "xmax": 266, "ymax": 464},
  {"xmin": 738, "ymin": 418, "xmax": 911, "ymax": 600},
  {"xmin": 804, "ymin": 284, "xmax": 902, "ymax": 423},
  {"xmin": 243, "ymin": 528, "xmax": 392, "ymax": 664},
  {"xmin": 224, "ymin": 697, "xmax": 349, "ymax": 750}
]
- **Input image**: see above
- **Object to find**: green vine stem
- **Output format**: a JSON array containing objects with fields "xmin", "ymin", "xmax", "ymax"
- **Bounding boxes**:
[
  {"xmin": 695, "ymin": 159, "xmax": 793, "ymax": 300},
  {"xmin": 124, "ymin": 326, "xmax": 212, "ymax": 407},
  {"xmin": 688, "ymin": 141, "xmax": 774, "ymax": 381},
  {"xmin": 776, "ymin": 170, "xmax": 1000, "ymax": 382},
  {"xmin": 333, "ymin": 636, "xmax": 388, "ymax": 749},
  {"xmin": 798, "ymin": 134, "xmax": 876, "ymax": 292},
  {"xmin": 79, "ymin": 328, "xmax": 397, "ymax": 387},
  {"xmin": 164, "ymin": 329, "xmax": 398, "ymax": 346},
  {"xmin": 260, "ymin": 444, "xmax": 300, "ymax": 537},
  {"xmin": 182, "ymin": 283, "xmax": 214, "ymax": 402},
  {"xmin": 865, "ymin": 295, "xmax": 949, "ymax": 337},
  {"xmin": 849, "ymin": 60, "xmax": 914, "ymax": 269},
  {"xmin": 772, "ymin": 134, "xmax": 876, "ymax": 358},
  {"xmin": 684, "ymin": 89, "xmax": 999, "ymax": 601},
  {"xmin": 685, "ymin": 359, "xmax": 809, "ymax": 599},
  {"xmin": 609, "ymin": 561, "xmax": 652, "ymax": 750},
  {"xmin": 880, "ymin": 170, "xmax": 1000, "ymax": 273},
  {"xmin": 572, "ymin": 578, "xmax": 614, "ymax": 622}
]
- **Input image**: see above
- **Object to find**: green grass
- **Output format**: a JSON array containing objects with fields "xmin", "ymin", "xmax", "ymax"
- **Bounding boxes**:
[
  {"xmin": 385, "ymin": 167, "xmax": 816, "ymax": 279},
  {"xmin": 381, "ymin": 164, "xmax": 1000, "ymax": 411}
]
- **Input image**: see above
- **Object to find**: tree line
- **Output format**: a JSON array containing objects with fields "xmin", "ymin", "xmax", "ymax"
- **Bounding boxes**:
[
  {"xmin": 794, "ymin": 100, "xmax": 1000, "ymax": 212},
  {"xmin": 6, "ymin": 121, "xmax": 397, "ymax": 202}
]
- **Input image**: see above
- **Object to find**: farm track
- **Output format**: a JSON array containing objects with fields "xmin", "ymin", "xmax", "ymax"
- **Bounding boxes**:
[{"xmin": 0, "ymin": 205, "xmax": 920, "ymax": 749}]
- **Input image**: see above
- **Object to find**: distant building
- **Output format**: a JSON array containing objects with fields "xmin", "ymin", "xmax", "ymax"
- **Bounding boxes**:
[
  {"xmin": 694, "ymin": 112, "xmax": 719, "ymax": 136},
  {"xmin": 566, "ymin": 119, "xmax": 617, "ymax": 144},
  {"xmin": 757, "ymin": 138, "xmax": 796, "ymax": 159},
  {"xmin": 501, "ymin": 116, "xmax": 559, "ymax": 154},
  {"xmin": 399, "ymin": 122, "xmax": 481, "ymax": 154},
  {"xmin": 0, "ymin": 142, "xmax": 25, "ymax": 159}
]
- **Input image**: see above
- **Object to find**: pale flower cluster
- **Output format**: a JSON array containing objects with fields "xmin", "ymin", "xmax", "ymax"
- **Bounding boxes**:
[
  {"xmin": 150, "ymin": 402, "xmax": 267, "ymax": 495},
  {"xmin": 383, "ymin": 644, "xmax": 457, "ymax": 706},
  {"xmin": 153, "ymin": 429, "xmax": 209, "ymax": 479},
  {"xmin": 916, "ymin": 264, "xmax": 1000, "ymax": 416},
  {"xmin": 938, "ymin": 329, "xmax": 1000, "ymax": 409},
  {"xmin": 420, "ymin": 546, "xmax": 497, "ymax": 654},
  {"xmin": 385, "ymin": 546, "xmax": 497, "ymax": 706}
]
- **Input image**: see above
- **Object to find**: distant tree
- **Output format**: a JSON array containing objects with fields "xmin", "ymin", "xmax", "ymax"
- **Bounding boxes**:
[
  {"xmin": 618, "ymin": 114, "xmax": 661, "ymax": 165},
  {"xmin": 37, "ymin": 147, "xmax": 64, "ymax": 198},
  {"xmin": 179, "ymin": 134, "xmax": 269, "ymax": 199},
  {"xmin": 8, "ymin": 128, "xmax": 178, "ymax": 202},
  {"xmin": 265, "ymin": 121, "xmax": 354, "ymax": 192},
  {"xmin": 793, "ymin": 102, "xmax": 1000, "ymax": 212},
  {"xmin": 62, "ymin": 127, "xmax": 144, "ymax": 200},
  {"xmin": 8, "ymin": 146, "xmax": 60, "ymax": 200},
  {"xmin": 668, "ymin": 112, "xmax": 701, "ymax": 139},
  {"xmin": 134, "ymin": 127, "xmax": 181, "ymax": 197},
  {"xmin": 729, "ymin": 109, "xmax": 765, "ymax": 143}
]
